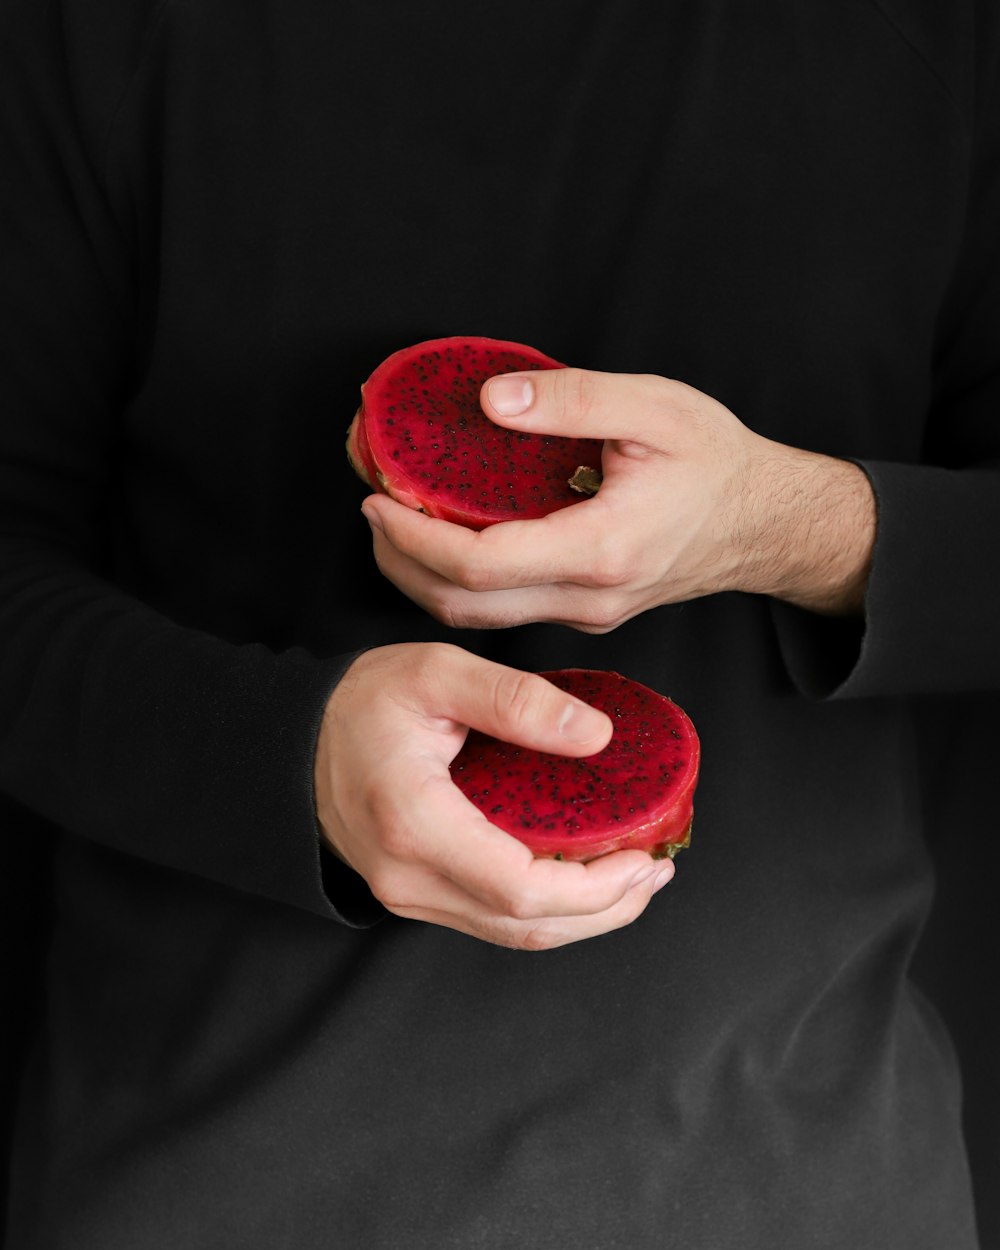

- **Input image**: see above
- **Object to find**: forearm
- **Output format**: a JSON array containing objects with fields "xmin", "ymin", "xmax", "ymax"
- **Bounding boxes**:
[
  {"xmin": 738, "ymin": 443, "xmax": 877, "ymax": 617},
  {"xmin": 0, "ymin": 535, "xmax": 360, "ymax": 919}
]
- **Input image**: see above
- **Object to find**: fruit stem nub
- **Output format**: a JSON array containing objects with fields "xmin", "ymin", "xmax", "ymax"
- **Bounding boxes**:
[{"xmin": 568, "ymin": 466, "xmax": 602, "ymax": 496}]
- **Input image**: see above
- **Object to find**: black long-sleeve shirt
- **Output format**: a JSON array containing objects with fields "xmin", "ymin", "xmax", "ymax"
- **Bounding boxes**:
[{"xmin": 2, "ymin": 1, "xmax": 998, "ymax": 1246}]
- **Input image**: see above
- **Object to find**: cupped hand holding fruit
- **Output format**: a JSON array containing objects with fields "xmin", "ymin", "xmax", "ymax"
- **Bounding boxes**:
[
  {"xmin": 361, "ymin": 365, "xmax": 876, "ymax": 631},
  {"xmin": 314, "ymin": 643, "xmax": 675, "ymax": 949}
]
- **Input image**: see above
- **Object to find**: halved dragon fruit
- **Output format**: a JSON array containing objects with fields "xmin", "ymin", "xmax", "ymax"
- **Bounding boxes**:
[
  {"xmin": 346, "ymin": 336, "xmax": 603, "ymax": 529},
  {"xmin": 450, "ymin": 669, "xmax": 700, "ymax": 861}
]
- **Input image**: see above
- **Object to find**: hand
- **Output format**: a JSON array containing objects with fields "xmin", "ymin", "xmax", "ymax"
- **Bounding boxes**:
[
  {"xmin": 314, "ymin": 643, "xmax": 674, "ymax": 948},
  {"xmin": 360, "ymin": 368, "xmax": 876, "ymax": 632}
]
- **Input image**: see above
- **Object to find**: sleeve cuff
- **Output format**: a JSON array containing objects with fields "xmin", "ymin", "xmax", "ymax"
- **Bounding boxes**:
[{"xmin": 771, "ymin": 461, "xmax": 1000, "ymax": 701}]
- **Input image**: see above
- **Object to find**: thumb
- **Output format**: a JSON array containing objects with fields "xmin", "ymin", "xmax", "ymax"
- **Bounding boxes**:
[
  {"xmin": 481, "ymin": 366, "xmax": 671, "ymax": 442},
  {"xmin": 436, "ymin": 652, "xmax": 613, "ymax": 757}
]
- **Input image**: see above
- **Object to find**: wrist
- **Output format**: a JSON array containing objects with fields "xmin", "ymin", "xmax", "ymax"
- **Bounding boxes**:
[{"xmin": 739, "ymin": 444, "xmax": 876, "ymax": 616}]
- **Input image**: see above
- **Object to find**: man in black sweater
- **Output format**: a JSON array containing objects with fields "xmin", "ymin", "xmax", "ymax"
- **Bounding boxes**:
[{"xmin": 1, "ymin": 1, "xmax": 997, "ymax": 1246}]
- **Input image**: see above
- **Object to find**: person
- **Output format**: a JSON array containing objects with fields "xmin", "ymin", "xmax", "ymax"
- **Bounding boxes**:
[{"xmin": 1, "ymin": 0, "xmax": 996, "ymax": 1246}]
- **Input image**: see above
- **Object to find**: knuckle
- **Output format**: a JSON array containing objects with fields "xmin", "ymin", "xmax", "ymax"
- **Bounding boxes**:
[
  {"xmin": 514, "ymin": 921, "xmax": 564, "ymax": 952},
  {"xmin": 429, "ymin": 594, "xmax": 469, "ymax": 631},
  {"xmin": 366, "ymin": 864, "xmax": 406, "ymax": 910},
  {"xmin": 377, "ymin": 821, "xmax": 413, "ymax": 860},
  {"xmin": 588, "ymin": 550, "xmax": 628, "ymax": 590},
  {"xmin": 577, "ymin": 594, "xmax": 628, "ymax": 633},
  {"xmin": 553, "ymin": 367, "xmax": 596, "ymax": 425},
  {"xmin": 490, "ymin": 668, "xmax": 543, "ymax": 731},
  {"xmin": 451, "ymin": 559, "xmax": 493, "ymax": 593},
  {"xmin": 503, "ymin": 887, "xmax": 544, "ymax": 923},
  {"xmin": 367, "ymin": 800, "xmax": 416, "ymax": 860}
]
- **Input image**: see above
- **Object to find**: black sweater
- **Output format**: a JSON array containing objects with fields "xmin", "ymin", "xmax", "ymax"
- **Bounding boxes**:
[{"xmin": 2, "ymin": 1, "xmax": 998, "ymax": 1246}]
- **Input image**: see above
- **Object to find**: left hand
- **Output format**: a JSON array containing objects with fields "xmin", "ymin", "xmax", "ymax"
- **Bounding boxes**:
[{"xmin": 360, "ymin": 367, "xmax": 876, "ymax": 632}]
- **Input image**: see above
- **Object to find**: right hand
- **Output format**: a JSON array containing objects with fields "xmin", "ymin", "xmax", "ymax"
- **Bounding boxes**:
[{"xmin": 314, "ymin": 643, "xmax": 674, "ymax": 949}]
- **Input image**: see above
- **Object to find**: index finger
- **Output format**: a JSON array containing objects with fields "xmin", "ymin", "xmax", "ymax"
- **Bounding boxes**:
[
  {"xmin": 362, "ymin": 493, "xmax": 609, "ymax": 592},
  {"xmin": 413, "ymin": 769, "xmax": 664, "ymax": 920}
]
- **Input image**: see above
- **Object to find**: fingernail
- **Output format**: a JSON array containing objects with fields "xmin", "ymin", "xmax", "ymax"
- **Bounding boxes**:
[
  {"xmin": 558, "ymin": 700, "xmax": 609, "ymax": 743},
  {"xmin": 652, "ymin": 864, "xmax": 674, "ymax": 892},
  {"xmin": 361, "ymin": 503, "xmax": 383, "ymax": 532},
  {"xmin": 487, "ymin": 375, "xmax": 534, "ymax": 417}
]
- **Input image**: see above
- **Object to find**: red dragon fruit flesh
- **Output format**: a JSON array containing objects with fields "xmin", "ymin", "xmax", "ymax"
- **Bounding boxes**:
[
  {"xmin": 450, "ymin": 669, "xmax": 700, "ymax": 861},
  {"xmin": 346, "ymin": 336, "xmax": 603, "ymax": 529}
]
